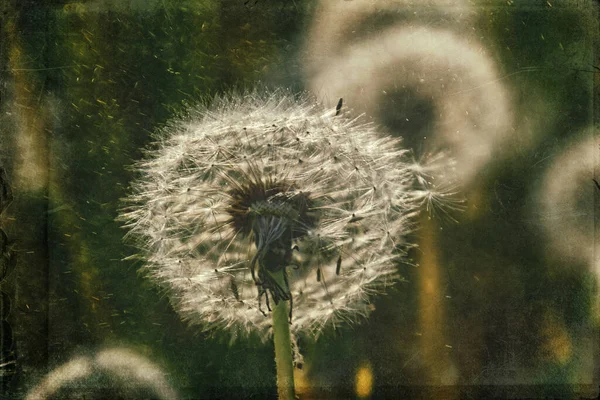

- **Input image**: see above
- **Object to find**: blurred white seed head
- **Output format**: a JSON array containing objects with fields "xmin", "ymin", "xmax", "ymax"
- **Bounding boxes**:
[
  {"xmin": 26, "ymin": 348, "xmax": 177, "ymax": 400},
  {"xmin": 303, "ymin": 0, "xmax": 514, "ymax": 183},
  {"xmin": 120, "ymin": 90, "xmax": 454, "ymax": 339},
  {"xmin": 305, "ymin": 0, "xmax": 475, "ymax": 78},
  {"xmin": 536, "ymin": 132, "xmax": 599, "ymax": 268}
]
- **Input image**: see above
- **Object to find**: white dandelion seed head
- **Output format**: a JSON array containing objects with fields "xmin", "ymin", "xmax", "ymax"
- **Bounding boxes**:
[{"xmin": 120, "ymin": 90, "xmax": 443, "ymax": 339}]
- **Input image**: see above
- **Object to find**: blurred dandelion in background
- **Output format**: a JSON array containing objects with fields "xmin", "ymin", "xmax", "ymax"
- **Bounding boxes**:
[
  {"xmin": 305, "ymin": 0, "xmax": 476, "ymax": 76},
  {"xmin": 26, "ymin": 348, "xmax": 177, "ymax": 400},
  {"xmin": 119, "ymin": 90, "xmax": 454, "ymax": 340},
  {"xmin": 304, "ymin": 0, "xmax": 514, "ymax": 183},
  {"xmin": 536, "ymin": 131, "xmax": 599, "ymax": 269}
]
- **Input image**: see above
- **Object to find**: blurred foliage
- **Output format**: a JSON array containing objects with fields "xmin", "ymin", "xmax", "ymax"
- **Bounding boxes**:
[{"xmin": 0, "ymin": 0, "xmax": 598, "ymax": 399}]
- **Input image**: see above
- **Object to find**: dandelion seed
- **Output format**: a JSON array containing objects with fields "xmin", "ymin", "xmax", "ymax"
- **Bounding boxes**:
[
  {"xmin": 407, "ymin": 151, "xmax": 466, "ymax": 222},
  {"xmin": 335, "ymin": 98, "xmax": 343, "ymax": 116},
  {"xmin": 120, "ymin": 90, "xmax": 446, "ymax": 339}
]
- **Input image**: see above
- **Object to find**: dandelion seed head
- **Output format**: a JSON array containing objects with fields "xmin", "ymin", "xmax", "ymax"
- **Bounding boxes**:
[{"xmin": 121, "ymin": 90, "xmax": 443, "ymax": 339}]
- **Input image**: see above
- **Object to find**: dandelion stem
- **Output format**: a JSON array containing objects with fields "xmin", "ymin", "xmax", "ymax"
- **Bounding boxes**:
[{"xmin": 270, "ymin": 270, "xmax": 295, "ymax": 400}]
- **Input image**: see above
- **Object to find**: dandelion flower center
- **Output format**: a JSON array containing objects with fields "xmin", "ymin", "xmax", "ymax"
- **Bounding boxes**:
[
  {"xmin": 226, "ymin": 176, "xmax": 317, "ymax": 307},
  {"xmin": 226, "ymin": 177, "xmax": 315, "ymax": 239}
]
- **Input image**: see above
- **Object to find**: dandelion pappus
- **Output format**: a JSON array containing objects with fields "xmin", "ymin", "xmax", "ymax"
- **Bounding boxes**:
[{"xmin": 121, "ymin": 90, "xmax": 449, "ymax": 338}]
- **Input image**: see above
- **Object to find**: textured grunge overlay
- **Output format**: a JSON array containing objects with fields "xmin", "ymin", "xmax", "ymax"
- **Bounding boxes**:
[{"xmin": 0, "ymin": 1, "xmax": 599, "ymax": 399}]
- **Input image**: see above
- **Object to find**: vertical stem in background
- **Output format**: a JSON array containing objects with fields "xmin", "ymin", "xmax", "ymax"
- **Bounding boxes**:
[
  {"xmin": 270, "ymin": 270, "xmax": 295, "ymax": 400},
  {"xmin": 418, "ymin": 214, "xmax": 456, "ymax": 396}
]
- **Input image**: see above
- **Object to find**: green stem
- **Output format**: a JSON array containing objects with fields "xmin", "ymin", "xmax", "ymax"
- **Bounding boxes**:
[{"xmin": 270, "ymin": 271, "xmax": 295, "ymax": 400}]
